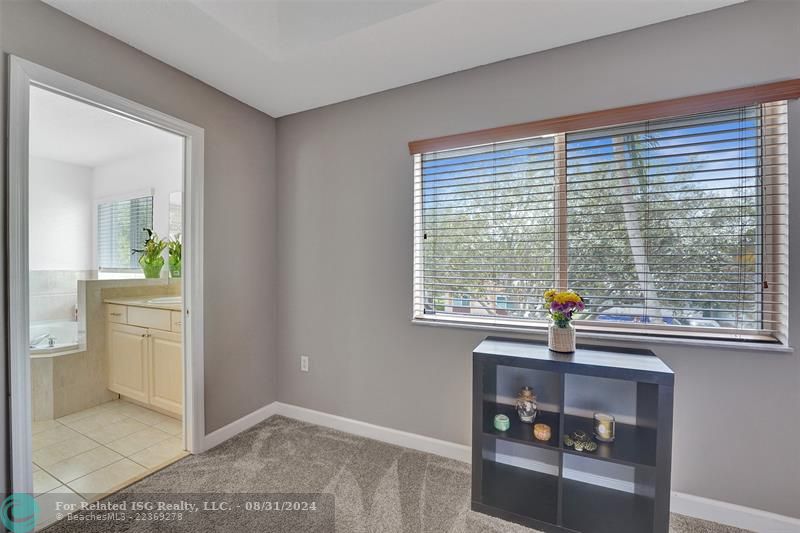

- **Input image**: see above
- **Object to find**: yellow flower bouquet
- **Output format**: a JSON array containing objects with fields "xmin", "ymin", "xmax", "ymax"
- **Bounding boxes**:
[{"xmin": 544, "ymin": 289, "xmax": 585, "ymax": 328}]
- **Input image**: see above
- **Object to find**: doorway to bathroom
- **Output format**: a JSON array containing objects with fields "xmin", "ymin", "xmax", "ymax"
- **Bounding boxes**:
[{"xmin": 8, "ymin": 57, "xmax": 205, "ymax": 525}]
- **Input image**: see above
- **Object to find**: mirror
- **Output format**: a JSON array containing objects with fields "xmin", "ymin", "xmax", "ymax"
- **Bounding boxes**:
[{"xmin": 168, "ymin": 190, "xmax": 182, "ymax": 239}]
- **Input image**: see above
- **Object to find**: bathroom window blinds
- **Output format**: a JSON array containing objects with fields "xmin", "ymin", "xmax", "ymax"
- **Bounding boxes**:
[
  {"xmin": 97, "ymin": 195, "xmax": 154, "ymax": 271},
  {"xmin": 413, "ymin": 102, "xmax": 788, "ymax": 343}
]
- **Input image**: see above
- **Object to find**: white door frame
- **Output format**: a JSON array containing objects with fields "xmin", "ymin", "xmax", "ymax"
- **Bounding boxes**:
[{"xmin": 8, "ymin": 56, "xmax": 205, "ymax": 493}]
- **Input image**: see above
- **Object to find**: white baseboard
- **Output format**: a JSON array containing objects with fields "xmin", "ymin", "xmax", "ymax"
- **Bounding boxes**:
[
  {"xmin": 272, "ymin": 402, "xmax": 470, "ymax": 462},
  {"xmin": 202, "ymin": 401, "xmax": 800, "ymax": 532},
  {"xmin": 201, "ymin": 401, "xmax": 280, "ymax": 451},
  {"xmin": 671, "ymin": 491, "xmax": 800, "ymax": 533}
]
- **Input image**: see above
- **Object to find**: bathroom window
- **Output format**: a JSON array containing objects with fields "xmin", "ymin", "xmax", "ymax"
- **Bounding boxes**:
[{"xmin": 97, "ymin": 195, "xmax": 154, "ymax": 271}]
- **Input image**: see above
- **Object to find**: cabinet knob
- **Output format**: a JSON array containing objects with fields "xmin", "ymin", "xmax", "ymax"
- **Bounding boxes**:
[{"xmin": 110, "ymin": 312, "xmax": 122, "ymax": 317}]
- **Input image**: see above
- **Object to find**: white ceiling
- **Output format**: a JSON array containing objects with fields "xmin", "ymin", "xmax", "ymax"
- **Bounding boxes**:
[
  {"xmin": 30, "ymin": 86, "xmax": 183, "ymax": 167},
  {"xmin": 44, "ymin": 0, "xmax": 744, "ymax": 117}
]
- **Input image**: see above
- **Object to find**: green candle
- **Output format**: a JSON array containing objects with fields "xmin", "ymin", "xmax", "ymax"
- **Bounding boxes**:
[{"xmin": 493, "ymin": 414, "xmax": 510, "ymax": 432}]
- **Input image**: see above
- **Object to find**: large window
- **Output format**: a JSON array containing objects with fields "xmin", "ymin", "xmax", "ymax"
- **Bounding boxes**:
[
  {"xmin": 413, "ymin": 102, "xmax": 788, "ymax": 342},
  {"xmin": 97, "ymin": 195, "xmax": 154, "ymax": 271}
]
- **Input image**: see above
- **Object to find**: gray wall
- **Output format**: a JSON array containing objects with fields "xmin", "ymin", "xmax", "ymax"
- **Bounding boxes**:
[
  {"xmin": 276, "ymin": 1, "xmax": 800, "ymax": 518},
  {"xmin": 1, "ymin": 0, "xmax": 279, "ymax": 460}
]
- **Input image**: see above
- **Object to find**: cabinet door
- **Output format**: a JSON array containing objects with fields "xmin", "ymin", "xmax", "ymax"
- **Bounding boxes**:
[
  {"xmin": 108, "ymin": 323, "xmax": 149, "ymax": 403},
  {"xmin": 148, "ymin": 329, "xmax": 183, "ymax": 416}
]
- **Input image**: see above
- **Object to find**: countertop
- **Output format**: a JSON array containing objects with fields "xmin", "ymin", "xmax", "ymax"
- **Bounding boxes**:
[{"xmin": 103, "ymin": 296, "xmax": 182, "ymax": 312}]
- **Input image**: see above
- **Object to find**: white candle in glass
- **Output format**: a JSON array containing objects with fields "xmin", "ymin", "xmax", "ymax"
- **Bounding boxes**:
[{"xmin": 593, "ymin": 412, "xmax": 616, "ymax": 442}]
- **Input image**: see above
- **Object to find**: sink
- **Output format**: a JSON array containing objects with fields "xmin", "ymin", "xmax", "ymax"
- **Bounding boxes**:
[{"xmin": 146, "ymin": 296, "xmax": 183, "ymax": 305}]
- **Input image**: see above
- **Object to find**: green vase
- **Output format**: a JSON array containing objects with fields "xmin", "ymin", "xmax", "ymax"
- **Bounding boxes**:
[
  {"xmin": 140, "ymin": 255, "xmax": 165, "ymax": 279},
  {"xmin": 169, "ymin": 255, "xmax": 182, "ymax": 278}
]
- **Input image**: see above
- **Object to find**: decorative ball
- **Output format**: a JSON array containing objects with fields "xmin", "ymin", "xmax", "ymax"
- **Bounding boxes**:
[{"xmin": 533, "ymin": 423, "xmax": 552, "ymax": 441}]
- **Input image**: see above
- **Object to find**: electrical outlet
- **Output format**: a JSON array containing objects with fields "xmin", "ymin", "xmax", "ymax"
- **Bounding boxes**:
[{"xmin": 300, "ymin": 355, "xmax": 309, "ymax": 372}]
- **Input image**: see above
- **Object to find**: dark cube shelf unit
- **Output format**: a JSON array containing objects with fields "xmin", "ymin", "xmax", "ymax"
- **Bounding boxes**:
[{"xmin": 472, "ymin": 337, "xmax": 674, "ymax": 533}]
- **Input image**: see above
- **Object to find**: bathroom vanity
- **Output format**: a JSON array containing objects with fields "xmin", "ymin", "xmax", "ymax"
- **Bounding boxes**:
[{"xmin": 104, "ymin": 297, "xmax": 183, "ymax": 416}]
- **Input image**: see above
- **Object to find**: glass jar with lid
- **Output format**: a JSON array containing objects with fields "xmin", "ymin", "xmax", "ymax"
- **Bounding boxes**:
[{"xmin": 514, "ymin": 386, "xmax": 538, "ymax": 423}]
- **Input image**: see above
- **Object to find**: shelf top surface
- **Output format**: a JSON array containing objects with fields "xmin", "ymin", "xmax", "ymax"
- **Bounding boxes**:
[{"xmin": 474, "ymin": 337, "xmax": 674, "ymax": 383}]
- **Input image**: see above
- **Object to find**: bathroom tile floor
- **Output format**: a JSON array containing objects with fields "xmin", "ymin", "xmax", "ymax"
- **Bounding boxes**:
[{"xmin": 32, "ymin": 399, "xmax": 186, "ymax": 529}]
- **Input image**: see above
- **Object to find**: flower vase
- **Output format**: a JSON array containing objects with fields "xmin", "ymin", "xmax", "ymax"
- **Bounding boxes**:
[
  {"xmin": 140, "ymin": 256, "xmax": 165, "ymax": 279},
  {"xmin": 169, "ymin": 255, "xmax": 182, "ymax": 278},
  {"xmin": 548, "ymin": 321, "xmax": 575, "ymax": 353}
]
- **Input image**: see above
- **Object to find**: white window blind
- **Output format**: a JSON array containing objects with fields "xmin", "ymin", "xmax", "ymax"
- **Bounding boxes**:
[
  {"xmin": 415, "ymin": 136, "xmax": 557, "ymax": 320},
  {"xmin": 413, "ymin": 102, "xmax": 788, "ymax": 343},
  {"xmin": 97, "ymin": 195, "xmax": 154, "ymax": 271}
]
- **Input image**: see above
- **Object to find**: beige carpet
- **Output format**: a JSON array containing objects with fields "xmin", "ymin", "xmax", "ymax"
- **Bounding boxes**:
[{"xmin": 45, "ymin": 415, "xmax": 750, "ymax": 532}]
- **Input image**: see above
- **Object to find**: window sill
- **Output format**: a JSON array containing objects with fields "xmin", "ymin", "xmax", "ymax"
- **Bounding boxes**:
[{"xmin": 411, "ymin": 316, "xmax": 794, "ymax": 354}]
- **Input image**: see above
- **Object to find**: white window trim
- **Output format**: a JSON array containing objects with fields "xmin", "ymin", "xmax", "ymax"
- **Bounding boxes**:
[{"xmin": 410, "ymin": 315, "xmax": 793, "ymax": 353}]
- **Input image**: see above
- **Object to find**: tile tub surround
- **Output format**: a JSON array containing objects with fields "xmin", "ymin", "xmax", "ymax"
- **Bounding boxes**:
[
  {"xmin": 30, "ymin": 270, "xmax": 95, "ymax": 322},
  {"xmin": 33, "ymin": 399, "xmax": 185, "ymax": 498},
  {"xmin": 32, "ymin": 357, "xmax": 55, "ymax": 421}
]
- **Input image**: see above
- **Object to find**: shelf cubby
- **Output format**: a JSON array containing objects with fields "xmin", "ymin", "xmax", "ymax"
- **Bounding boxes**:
[
  {"xmin": 480, "ymin": 459, "xmax": 559, "ymax": 526},
  {"xmin": 472, "ymin": 337, "xmax": 674, "ymax": 533},
  {"xmin": 562, "ymin": 477, "xmax": 654, "ymax": 533},
  {"xmin": 482, "ymin": 401, "xmax": 561, "ymax": 450},
  {"xmin": 562, "ymin": 413, "xmax": 657, "ymax": 468}
]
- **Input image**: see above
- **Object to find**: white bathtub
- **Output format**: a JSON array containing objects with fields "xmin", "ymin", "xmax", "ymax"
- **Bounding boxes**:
[{"xmin": 30, "ymin": 320, "xmax": 80, "ymax": 357}]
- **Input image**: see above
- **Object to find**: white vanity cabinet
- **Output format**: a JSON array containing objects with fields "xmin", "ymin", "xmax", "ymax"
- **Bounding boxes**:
[
  {"xmin": 107, "ymin": 323, "xmax": 150, "ymax": 404},
  {"xmin": 148, "ymin": 329, "xmax": 183, "ymax": 414},
  {"xmin": 106, "ymin": 303, "xmax": 183, "ymax": 416}
]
